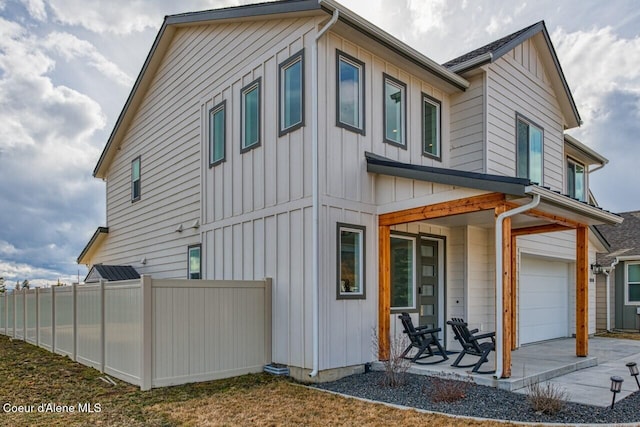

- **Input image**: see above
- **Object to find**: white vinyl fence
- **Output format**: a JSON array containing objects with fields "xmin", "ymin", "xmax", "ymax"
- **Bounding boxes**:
[{"xmin": 0, "ymin": 276, "xmax": 272, "ymax": 390}]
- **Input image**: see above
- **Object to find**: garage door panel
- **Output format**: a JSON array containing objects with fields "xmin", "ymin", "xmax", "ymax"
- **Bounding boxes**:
[{"xmin": 520, "ymin": 256, "xmax": 569, "ymax": 345}]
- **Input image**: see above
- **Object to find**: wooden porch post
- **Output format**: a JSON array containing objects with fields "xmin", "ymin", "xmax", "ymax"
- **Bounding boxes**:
[
  {"xmin": 495, "ymin": 205, "xmax": 512, "ymax": 378},
  {"xmin": 576, "ymin": 225, "xmax": 589, "ymax": 356},
  {"xmin": 378, "ymin": 224, "xmax": 391, "ymax": 360}
]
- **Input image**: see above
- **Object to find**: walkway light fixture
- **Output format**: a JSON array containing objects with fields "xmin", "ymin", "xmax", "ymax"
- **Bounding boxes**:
[
  {"xmin": 610, "ymin": 376, "xmax": 624, "ymax": 409},
  {"xmin": 626, "ymin": 362, "xmax": 640, "ymax": 389}
]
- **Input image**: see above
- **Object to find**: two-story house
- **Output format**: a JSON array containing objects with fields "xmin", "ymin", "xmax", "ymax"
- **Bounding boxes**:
[{"xmin": 78, "ymin": 0, "xmax": 621, "ymax": 382}]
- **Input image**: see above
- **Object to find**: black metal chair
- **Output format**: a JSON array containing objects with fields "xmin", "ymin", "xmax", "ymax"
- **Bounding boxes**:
[
  {"xmin": 398, "ymin": 312, "xmax": 448, "ymax": 365},
  {"xmin": 447, "ymin": 317, "xmax": 495, "ymax": 374}
]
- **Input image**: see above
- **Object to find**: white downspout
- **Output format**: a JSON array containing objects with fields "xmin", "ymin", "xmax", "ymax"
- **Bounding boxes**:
[
  {"xmin": 310, "ymin": 8, "xmax": 339, "ymax": 378},
  {"xmin": 494, "ymin": 193, "xmax": 540, "ymax": 379},
  {"xmin": 606, "ymin": 258, "xmax": 620, "ymax": 331}
]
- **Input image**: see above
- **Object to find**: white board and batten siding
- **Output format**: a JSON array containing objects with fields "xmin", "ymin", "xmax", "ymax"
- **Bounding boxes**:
[
  {"xmin": 485, "ymin": 36, "xmax": 565, "ymax": 192},
  {"xmin": 450, "ymin": 74, "xmax": 486, "ymax": 173}
]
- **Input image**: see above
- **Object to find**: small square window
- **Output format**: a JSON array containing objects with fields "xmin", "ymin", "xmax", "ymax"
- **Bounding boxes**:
[
  {"xmin": 422, "ymin": 94, "xmax": 441, "ymax": 160},
  {"xmin": 131, "ymin": 157, "xmax": 141, "ymax": 202},
  {"xmin": 209, "ymin": 101, "xmax": 226, "ymax": 166},
  {"xmin": 516, "ymin": 115, "xmax": 543, "ymax": 184},
  {"xmin": 188, "ymin": 245, "xmax": 201, "ymax": 280},
  {"xmin": 241, "ymin": 78, "xmax": 261, "ymax": 152},
  {"xmin": 279, "ymin": 50, "xmax": 304, "ymax": 135},
  {"xmin": 337, "ymin": 223, "xmax": 366, "ymax": 299},
  {"xmin": 383, "ymin": 74, "xmax": 406, "ymax": 147},
  {"xmin": 336, "ymin": 50, "xmax": 365, "ymax": 134}
]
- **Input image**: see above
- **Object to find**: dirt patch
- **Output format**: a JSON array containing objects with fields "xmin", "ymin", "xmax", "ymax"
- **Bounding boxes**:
[{"xmin": 595, "ymin": 331, "xmax": 640, "ymax": 340}]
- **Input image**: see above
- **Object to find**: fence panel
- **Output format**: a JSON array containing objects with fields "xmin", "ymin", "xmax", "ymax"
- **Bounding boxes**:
[
  {"xmin": 76, "ymin": 284, "xmax": 102, "ymax": 369},
  {"xmin": 14, "ymin": 291, "xmax": 24, "ymax": 339},
  {"xmin": 104, "ymin": 280, "xmax": 142, "ymax": 386},
  {"xmin": 6, "ymin": 293, "xmax": 14, "ymax": 336},
  {"xmin": 151, "ymin": 279, "xmax": 271, "ymax": 388},
  {"xmin": 0, "ymin": 293, "xmax": 5, "ymax": 334},
  {"xmin": 38, "ymin": 289, "xmax": 53, "ymax": 350},
  {"xmin": 54, "ymin": 286, "xmax": 74, "ymax": 357},
  {"xmin": 25, "ymin": 290, "xmax": 37, "ymax": 344}
]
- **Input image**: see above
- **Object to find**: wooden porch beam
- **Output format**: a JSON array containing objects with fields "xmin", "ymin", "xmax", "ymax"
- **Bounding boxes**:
[
  {"xmin": 378, "ymin": 224, "xmax": 391, "ymax": 360},
  {"xmin": 379, "ymin": 192, "xmax": 506, "ymax": 226},
  {"xmin": 576, "ymin": 225, "xmax": 589, "ymax": 356},
  {"xmin": 511, "ymin": 223, "xmax": 573, "ymax": 236},
  {"xmin": 496, "ymin": 204, "xmax": 512, "ymax": 378},
  {"xmin": 505, "ymin": 203, "xmax": 580, "ymax": 229}
]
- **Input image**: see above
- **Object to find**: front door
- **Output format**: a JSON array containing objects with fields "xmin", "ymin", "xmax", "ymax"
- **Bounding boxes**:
[{"xmin": 418, "ymin": 238, "xmax": 439, "ymax": 330}]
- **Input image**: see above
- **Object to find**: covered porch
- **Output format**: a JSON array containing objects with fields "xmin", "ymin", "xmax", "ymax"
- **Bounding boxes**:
[{"xmin": 368, "ymin": 153, "xmax": 623, "ymax": 379}]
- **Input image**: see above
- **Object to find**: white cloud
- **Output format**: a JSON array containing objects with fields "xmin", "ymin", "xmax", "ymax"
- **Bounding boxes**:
[
  {"xmin": 486, "ymin": 14, "xmax": 513, "ymax": 36},
  {"xmin": 20, "ymin": 0, "xmax": 47, "ymax": 21}
]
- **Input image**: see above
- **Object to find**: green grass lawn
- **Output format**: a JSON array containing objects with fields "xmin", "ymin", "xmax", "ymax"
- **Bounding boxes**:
[{"xmin": 0, "ymin": 335, "xmax": 514, "ymax": 426}]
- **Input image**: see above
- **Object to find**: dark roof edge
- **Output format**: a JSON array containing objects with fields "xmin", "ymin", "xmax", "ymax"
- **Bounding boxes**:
[
  {"xmin": 365, "ymin": 152, "xmax": 529, "ymax": 196},
  {"xmin": 77, "ymin": 227, "xmax": 109, "ymax": 264},
  {"xmin": 590, "ymin": 225, "xmax": 611, "ymax": 252}
]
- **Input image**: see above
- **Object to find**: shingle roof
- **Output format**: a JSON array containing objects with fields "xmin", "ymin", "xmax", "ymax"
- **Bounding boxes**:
[
  {"xmin": 443, "ymin": 21, "xmax": 540, "ymax": 68},
  {"xmin": 595, "ymin": 211, "xmax": 640, "ymax": 265},
  {"xmin": 84, "ymin": 265, "xmax": 140, "ymax": 283}
]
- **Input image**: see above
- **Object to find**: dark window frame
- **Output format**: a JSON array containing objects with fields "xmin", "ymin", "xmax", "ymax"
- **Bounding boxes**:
[
  {"xmin": 209, "ymin": 100, "xmax": 226, "ymax": 167},
  {"xmin": 515, "ymin": 113, "xmax": 544, "ymax": 184},
  {"xmin": 422, "ymin": 93, "xmax": 442, "ymax": 161},
  {"xmin": 382, "ymin": 73, "xmax": 407, "ymax": 148},
  {"xmin": 131, "ymin": 156, "xmax": 141, "ymax": 202},
  {"xmin": 389, "ymin": 231, "xmax": 417, "ymax": 311},
  {"xmin": 336, "ymin": 222, "xmax": 366, "ymax": 300},
  {"xmin": 240, "ymin": 77, "xmax": 262, "ymax": 154},
  {"xmin": 335, "ymin": 49, "xmax": 366, "ymax": 135},
  {"xmin": 566, "ymin": 156, "xmax": 586, "ymax": 201},
  {"xmin": 278, "ymin": 49, "xmax": 305, "ymax": 136},
  {"xmin": 187, "ymin": 244, "xmax": 202, "ymax": 280}
]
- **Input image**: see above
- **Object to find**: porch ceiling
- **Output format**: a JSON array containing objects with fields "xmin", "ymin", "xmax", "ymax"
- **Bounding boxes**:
[{"xmin": 407, "ymin": 209, "xmax": 549, "ymax": 229}]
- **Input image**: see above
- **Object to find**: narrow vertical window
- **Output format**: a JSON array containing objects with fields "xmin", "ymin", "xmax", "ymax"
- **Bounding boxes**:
[
  {"xmin": 336, "ymin": 50, "xmax": 365, "ymax": 134},
  {"xmin": 383, "ymin": 74, "xmax": 406, "ymax": 147},
  {"xmin": 422, "ymin": 94, "xmax": 441, "ymax": 159},
  {"xmin": 627, "ymin": 263, "xmax": 640, "ymax": 304},
  {"xmin": 337, "ymin": 223, "xmax": 366, "ymax": 299},
  {"xmin": 390, "ymin": 235, "xmax": 415, "ymax": 309},
  {"xmin": 188, "ymin": 245, "xmax": 201, "ymax": 280},
  {"xmin": 131, "ymin": 156, "xmax": 141, "ymax": 202},
  {"xmin": 241, "ymin": 78, "xmax": 261, "ymax": 152},
  {"xmin": 209, "ymin": 101, "xmax": 226, "ymax": 166},
  {"xmin": 567, "ymin": 159, "xmax": 585, "ymax": 201},
  {"xmin": 279, "ymin": 50, "xmax": 304, "ymax": 135},
  {"xmin": 516, "ymin": 115, "xmax": 543, "ymax": 184}
]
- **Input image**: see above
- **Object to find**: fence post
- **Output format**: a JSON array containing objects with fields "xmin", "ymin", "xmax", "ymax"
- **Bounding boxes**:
[
  {"xmin": 140, "ymin": 275, "xmax": 152, "ymax": 391},
  {"xmin": 12, "ymin": 290, "xmax": 16, "ymax": 339},
  {"xmin": 100, "ymin": 280, "xmax": 106, "ymax": 373},
  {"xmin": 51, "ymin": 286, "xmax": 56, "ymax": 353},
  {"xmin": 22, "ymin": 289, "xmax": 27, "ymax": 341},
  {"xmin": 72, "ymin": 283, "xmax": 77, "ymax": 361},
  {"xmin": 264, "ymin": 277, "xmax": 272, "ymax": 365},
  {"xmin": 35, "ymin": 288, "xmax": 40, "ymax": 346}
]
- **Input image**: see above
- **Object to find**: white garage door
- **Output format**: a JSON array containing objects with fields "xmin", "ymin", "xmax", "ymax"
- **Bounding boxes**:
[{"xmin": 519, "ymin": 256, "xmax": 570, "ymax": 345}]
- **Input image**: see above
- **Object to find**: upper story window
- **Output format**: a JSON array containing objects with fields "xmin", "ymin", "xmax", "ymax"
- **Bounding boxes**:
[
  {"xmin": 383, "ymin": 74, "xmax": 406, "ymax": 147},
  {"xmin": 279, "ymin": 50, "xmax": 304, "ymax": 135},
  {"xmin": 241, "ymin": 78, "xmax": 261, "ymax": 153},
  {"xmin": 337, "ymin": 223, "xmax": 366, "ymax": 299},
  {"xmin": 336, "ymin": 50, "xmax": 365, "ymax": 134},
  {"xmin": 422, "ymin": 94, "xmax": 441, "ymax": 160},
  {"xmin": 567, "ymin": 158, "xmax": 586, "ymax": 201},
  {"xmin": 626, "ymin": 262, "xmax": 640, "ymax": 304},
  {"xmin": 209, "ymin": 100, "xmax": 226, "ymax": 166},
  {"xmin": 516, "ymin": 115, "xmax": 543, "ymax": 184},
  {"xmin": 188, "ymin": 245, "xmax": 201, "ymax": 280},
  {"xmin": 131, "ymin": 156, "xmax": 141, "ymax": 202}
]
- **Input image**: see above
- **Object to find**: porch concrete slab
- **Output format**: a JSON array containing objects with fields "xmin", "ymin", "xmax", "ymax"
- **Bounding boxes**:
[{"xmin": 400, "ymin": 337, "xmax": 640, "ymax": 407}]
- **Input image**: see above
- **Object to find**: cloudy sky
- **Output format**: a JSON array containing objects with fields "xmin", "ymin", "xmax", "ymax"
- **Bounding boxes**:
[{"xmin": 0, "ymin": 0, "xmax": 639, "ymax": 285}]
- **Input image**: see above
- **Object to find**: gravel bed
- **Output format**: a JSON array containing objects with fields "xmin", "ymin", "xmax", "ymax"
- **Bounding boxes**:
[{"xmin": 313, "ymin": 371, "xmax": 640, "ymax": 424}]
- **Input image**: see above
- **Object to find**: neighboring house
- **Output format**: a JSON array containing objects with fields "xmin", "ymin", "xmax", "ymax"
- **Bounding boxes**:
[
  {"xmin": 594, "ymin": 211, "xmax": 640, "ymax": 331},
  {"xmin": 77, "ymin": 0, "xmax": 621, "ymax": 381}
]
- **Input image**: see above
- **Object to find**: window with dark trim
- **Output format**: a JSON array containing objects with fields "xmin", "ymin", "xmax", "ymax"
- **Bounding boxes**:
[
  {"xmin": 626, "ymin": 262, "xmax": 640, "ymax": 304},
  {"xmin": 336, "ymin": 50, "xmax": 365, "ymax": 134},
  {"xmin": 516, "ymin": 115, "xmax": 543, "ymax": 184},
  {"xmin": 337, "ymin": 223, "xmax": 365, "ymax": 299},
  {"xmin": 241, "ymin": 78, "xmax": 261, "ymax": 152},
  {"xmin": 188, "ymin": 244, "xmax": 201, "ymax": 280},
  {"xmin": 422, "ymin": 94, "xmax": 441, "ymax": 160},
  {"xmin": 209, "ymin": 100, "xmax": 226, "ymax": 166},
  {"xmin": 279, "ymin": 50, "xmax": 304, "ymax": 135},
  {"xmin": 567, "ymin": 158, "xmax": 585, "ymax": 201},
  {"xmin": 390, "ymin": 234, "xmax": 415, "ymax": 309},
  {"xmin": 383, "ymin": 73, "xmax": 406, "ymax": 147},
  {"xmin": 131, "ymin": 156, "xmax": 141, "ymax": 202}
]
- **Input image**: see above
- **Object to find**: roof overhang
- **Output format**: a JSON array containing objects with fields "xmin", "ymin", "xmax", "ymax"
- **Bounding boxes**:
[
  {"xmin": 77, "ymin": 227, "xmax": 108, "ymax": 265},
  {"xmin": 366, "ymin": 152, "xmax": 622, "ymax": 227},
  {"xmin": 564, "ymin": 134, "xmax": 608, "ymax": 167}
]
